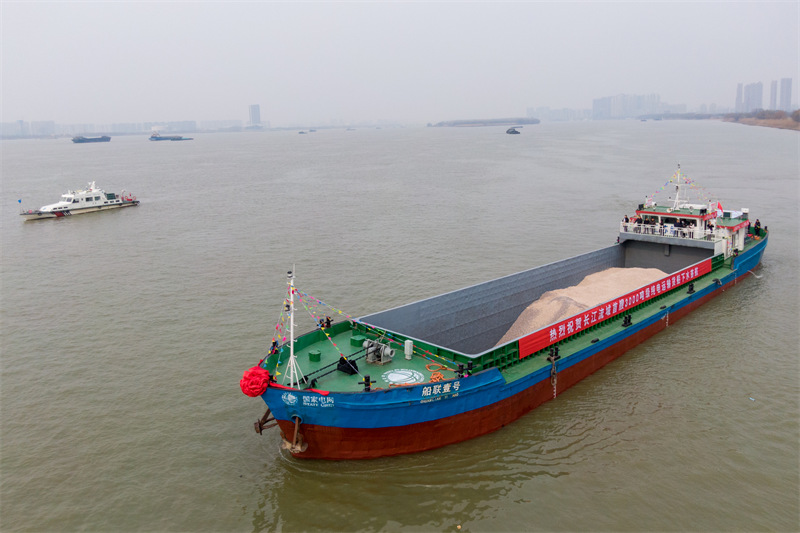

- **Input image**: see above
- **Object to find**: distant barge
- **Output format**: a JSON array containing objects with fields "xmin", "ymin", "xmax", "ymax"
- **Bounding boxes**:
[
  {"xmin": 150, "ymin": 133, "xmax": 193, "ymax": 141},
  {"xmin": 72, "ymin": 136, "xmax": 110, "ymax": 143}
]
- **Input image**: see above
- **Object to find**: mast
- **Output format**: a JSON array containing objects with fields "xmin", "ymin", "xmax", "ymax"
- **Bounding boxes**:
[
  {"xmin": 283, "ymin": 268, "xmax": 305, "ymax": 388},
  {"xmin": 289, "ymin": 269, "xmax": 295, "ymax": 363},
  {"xmin": 671, "ymin": 164, "xmax": 685, "ymax": 210}
]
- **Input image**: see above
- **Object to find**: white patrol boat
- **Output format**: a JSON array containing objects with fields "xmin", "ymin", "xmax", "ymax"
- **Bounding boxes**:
[{"xmin": 20, "ymin": 182, "xmax": 139, "ymax": 221}]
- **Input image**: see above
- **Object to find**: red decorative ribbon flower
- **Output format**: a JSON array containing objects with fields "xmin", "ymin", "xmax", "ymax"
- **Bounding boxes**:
[{"xmin": 240, "ymin": 366, "xmax": 271, "ymax": 397}]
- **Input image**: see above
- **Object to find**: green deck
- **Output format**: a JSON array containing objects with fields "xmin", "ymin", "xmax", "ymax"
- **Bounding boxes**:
[
  {"xmin": 263, "ymin": 229, "xmax": 765, "ymax": 394},
  {"xmin": 262, "ymin": 324, "xmax": 455, "ymax": 392}
]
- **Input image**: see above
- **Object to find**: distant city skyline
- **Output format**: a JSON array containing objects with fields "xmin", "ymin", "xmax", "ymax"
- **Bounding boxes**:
[
  {"xmin": 4, "ymin": 80, "xmax": 794, "ymax": 129},
  {"xmin": 4, "ymin": 79, "xmax": 798, "ymax": 138},
  {"xmin": 735, "ymin": 78, "xmax": 794, "ymax": 114},
  {"xmin": 4, "ymin": 76, "xmax": 795, "ymax": 134}
]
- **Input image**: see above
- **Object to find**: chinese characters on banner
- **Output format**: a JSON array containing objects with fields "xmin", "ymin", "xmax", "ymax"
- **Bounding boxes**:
[{"xmin": 518, "ymin": 258, "xmax": 713, "ymax": 359}]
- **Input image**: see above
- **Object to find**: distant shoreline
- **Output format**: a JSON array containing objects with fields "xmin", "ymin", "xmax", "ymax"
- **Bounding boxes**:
[
  {"xmin": 429, "ymin": 117, "xmax": 540, "ymax": 127},
  {"xmin": 722, "ymin": 116, "xmax": 800, "ymax": 131}
]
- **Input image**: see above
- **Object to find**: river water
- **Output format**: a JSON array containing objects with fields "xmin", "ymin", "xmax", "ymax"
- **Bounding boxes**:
[{"xmin": 1, "ymin": 121, "xmax": 798, "ymax": 532}]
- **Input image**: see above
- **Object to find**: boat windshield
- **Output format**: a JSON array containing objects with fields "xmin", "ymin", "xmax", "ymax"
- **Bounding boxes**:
[{"xmin": 62, "ymin": 195, "xmax": 74, "ymax": 202}]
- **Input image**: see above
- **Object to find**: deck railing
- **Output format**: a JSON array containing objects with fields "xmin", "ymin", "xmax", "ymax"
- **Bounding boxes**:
[{"xmin": 619, "ymin": 222, "xmax": 720, "ymax": 242}]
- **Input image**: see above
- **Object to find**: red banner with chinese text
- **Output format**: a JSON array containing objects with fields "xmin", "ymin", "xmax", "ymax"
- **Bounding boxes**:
[{"xmin": 518, "ymin": 258, "xmax": 713, "ymax": 359}]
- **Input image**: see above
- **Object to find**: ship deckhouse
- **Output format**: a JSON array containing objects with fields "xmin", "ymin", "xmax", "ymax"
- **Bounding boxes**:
[
  {"xmin": 39, "ymin": 182, "xmax": 125, "ymax": 213},
  {"xmin": 619, "ymin": 167, "xmax": 757, "ymax": 259}
]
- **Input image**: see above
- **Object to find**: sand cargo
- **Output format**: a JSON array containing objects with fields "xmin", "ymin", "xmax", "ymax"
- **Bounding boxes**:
[{"xmin": 240, "ymin": 168, "xmax": 768, "ymax": 459}]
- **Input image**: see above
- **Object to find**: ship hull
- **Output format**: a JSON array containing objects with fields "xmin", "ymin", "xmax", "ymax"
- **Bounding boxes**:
[
  {"xmin": 72, "ymin": 136, "xmax": 110, "ymax": 143},
  {"xmin": 150, "ymin": 135, "xmax": 193, "ymax": 141},
  {"xmin": 20, "ymin": 201, "xmax": 139, "ymax": 221},
  {"xmin": 261, "ymin": 236, "xmax": 767, "ymax": 459}
]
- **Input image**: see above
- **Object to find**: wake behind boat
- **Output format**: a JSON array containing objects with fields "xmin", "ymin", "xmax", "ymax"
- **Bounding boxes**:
[
  {"xmin": 20, "ymin": 181, "xmax": 139, "ymax": 221},
  {"xmin": 239, "ymin": 166, "xmax": 768, "ymax": 460}
]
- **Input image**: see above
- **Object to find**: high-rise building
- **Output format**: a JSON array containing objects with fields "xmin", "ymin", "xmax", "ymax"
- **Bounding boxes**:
[
  {"xmin": 248, "ymin": 104, "xmax": 261, "ymax": 127},
  {"xmin": 16, "ymin": 120, "xmax": 29, "ymax": 137},
  {"xmin": 743, "ymin": 82, "xmax": 763, "ymax": 112},
  {"xmin": 735, "ymin": 83, "xmax": 744, "ymax": 113},
  {"xmin": 780, "ymin": 78, "xmax": 793, "ymax": 112},
  {"xmin": 770, "ymin": 80, "xmax": 778, "ymax": 110}
]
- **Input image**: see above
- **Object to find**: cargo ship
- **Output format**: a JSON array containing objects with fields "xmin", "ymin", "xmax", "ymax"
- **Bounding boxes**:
[
  {"xmin": 72, "ymin": 135, "xmax": 111, "ymax": 143},
  {"xmin": 149, "ymin": 132, "xmax": 193, "ymax": 141},
  {"xmin": 240, "ymin": 167, "xmax": 768, "ymax": 459},
  {"xmin": 20, "ymin": 181, "xmax": 139, "ymax": 220}
]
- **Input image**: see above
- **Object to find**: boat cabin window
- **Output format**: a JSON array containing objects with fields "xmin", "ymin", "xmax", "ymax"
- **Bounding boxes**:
[
  {"xmin": 94, "ymin": 196, "xmax": 101, "ymax": 201},
  {"xmin": 72, "ymin": 199, "xmax": 79, "ymax": 203}
]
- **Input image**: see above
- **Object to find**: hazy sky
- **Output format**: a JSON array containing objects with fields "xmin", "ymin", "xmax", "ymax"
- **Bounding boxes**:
[{"xmin": 2, "ymin": 1, "xmax": 798, "ymax": 126}]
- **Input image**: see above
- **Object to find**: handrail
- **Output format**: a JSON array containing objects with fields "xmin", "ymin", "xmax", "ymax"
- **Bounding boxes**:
[{"xmin": 619, "ymin": 222, "xmax": 721, "ymax": 242}]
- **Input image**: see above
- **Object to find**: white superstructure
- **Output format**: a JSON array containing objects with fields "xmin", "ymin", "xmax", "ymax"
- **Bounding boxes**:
[{"xmin": 20, "ymin": 181, "xmax": 139, "ymax": 221}]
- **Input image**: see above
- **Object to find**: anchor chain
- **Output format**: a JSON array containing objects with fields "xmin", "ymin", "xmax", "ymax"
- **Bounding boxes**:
[
  {"xmin": 255, "ymin": 410, "xmax": 309, "ymax": 454},
  {"xmin": 547, "ymin": 346, "xmax": 560, "ymax": 399},
  {"xmin": 280, "ymin": 416, "xmax": 308, "ymax": 453}
]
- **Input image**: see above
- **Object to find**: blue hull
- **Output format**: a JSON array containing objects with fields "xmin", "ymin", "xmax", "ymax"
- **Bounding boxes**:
[{"xmin": 258, "ymin": 235, "xmax": 767, "ymax": 458}]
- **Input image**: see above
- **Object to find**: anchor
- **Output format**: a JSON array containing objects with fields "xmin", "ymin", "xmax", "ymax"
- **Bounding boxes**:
[{"xmin": 254, "ymin": 408, "xmax": 278, "ymax": 434}]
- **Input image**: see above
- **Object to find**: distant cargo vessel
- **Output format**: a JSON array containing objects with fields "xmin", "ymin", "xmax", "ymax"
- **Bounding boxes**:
[
  {"xmin": 72, "ymin": 136, "xmax": 110, "ymax": 143},
  {"xmin": 150, "ymin": 132, "xmax": 193, "ymax": 141},
  {"xmin": 240, "ymin": 167, "xmax": 768, "ymax": 459},
  {"xmin": 20, "ymin": 181, "xmax": 139, "ymax": 220}
]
